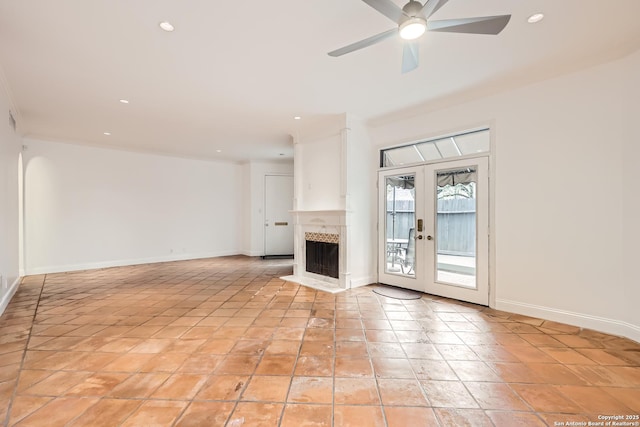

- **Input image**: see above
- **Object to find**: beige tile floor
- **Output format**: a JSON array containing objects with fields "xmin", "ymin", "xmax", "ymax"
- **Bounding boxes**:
[{"xmin": 0, "ymin": 255, "xmax": 639, "ymax": 426}]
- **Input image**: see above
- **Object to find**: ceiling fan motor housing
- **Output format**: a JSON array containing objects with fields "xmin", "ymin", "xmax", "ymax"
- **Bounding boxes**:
[
  {"xmin": 402, "ymin": 0, "xmax": 425, "ymax": 19},
  {"xmin": 399, "ymin": 0, "xmax": 427, "ymax": 40}
]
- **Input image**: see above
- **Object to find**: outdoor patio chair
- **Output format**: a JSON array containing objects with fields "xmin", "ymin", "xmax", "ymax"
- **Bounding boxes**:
[{"xmin": 399, "ymin": 228, "xmax": 415, "ymax": 274}]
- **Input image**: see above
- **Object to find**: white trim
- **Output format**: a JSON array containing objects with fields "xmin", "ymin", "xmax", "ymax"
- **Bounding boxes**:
[
  {"xmin": 496, "ymin": 298, "xmax": 640, "ymax": 343},
  {"xmin": 350, "ymin": 275, "xmax": 377, "ymax": 289},
  {"xmin": 487, "ymin": 122, "xmax": 497, "ymax": 309},
  {"xmin": 25, "ymin": 251, "xmax": 240, "ymax": 275},
  {"xmin": 23, "ymin": 136, "xmax": 243, "ymax": 165},
  {"xmin": 241, "ymin": 250, "xmax": 264, "ymax": 257},
  {"xmin": 0, "ymin": 63, "xmax": 22, "ymax": 127},
  {"xmin": 376, "ymin": 123, "xmax": 491, "ymax": 154},
  {"xmin": 0, "ymin": 277, "xmax": 22, "ymax": 316}
]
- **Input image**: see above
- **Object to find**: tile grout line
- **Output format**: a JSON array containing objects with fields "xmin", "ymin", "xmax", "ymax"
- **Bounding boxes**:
[
  {"xmin": 274, "ymin": 283, "xmax": 316, "ymax": 427},
  {"xmin": 222, "ymin": 279, "xmax": 291, "ymax": 427},
  {"xmin": 162, "ymin": 280, "xmax": 246, "ymax": 427},
  {"xmin": 3, "ymin": 275, "xmax": 47, "ymax": 427},
  {"xmin": 331, "ymin": 290, "xmax": 336, "ymax": 427},
  {"xmin": 3, "ymin": 258, "xmax": 640, "ymax": 426},
  {"xmin": 403, "ymin": 297, "xmax": 441, "ymax": 426}
]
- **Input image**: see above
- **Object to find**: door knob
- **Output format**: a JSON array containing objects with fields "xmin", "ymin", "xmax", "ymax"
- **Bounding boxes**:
[
  {"xmin": 426, "ymin": 235, "xmax": 433, "ymax": 240},
  {"xmin": 416, "ymin": 235, "xmax": 423, "ymax": 240}
]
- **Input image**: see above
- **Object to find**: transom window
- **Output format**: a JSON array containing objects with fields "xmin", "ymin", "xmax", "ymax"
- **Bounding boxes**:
[{"xmin": 381, "ymin": 128, "xmax": 490, "ymax": 168}]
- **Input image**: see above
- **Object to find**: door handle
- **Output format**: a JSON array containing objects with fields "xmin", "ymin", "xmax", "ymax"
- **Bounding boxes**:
[
  {"xmin": 415, "ymin": 235, "xmax": 423, "ymax": 240},
  {"xmin": 426, "ymin": 235, "xmax": 433, "ymax": 240}
]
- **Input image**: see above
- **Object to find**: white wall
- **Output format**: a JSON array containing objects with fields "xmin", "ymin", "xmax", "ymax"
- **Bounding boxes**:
[
  {"xmin": 370, "ymin": 49, "xmax": 640, "ymax": 341},
  {"xmin": 23, "ymin": 139, "xmax": 244, "ymax": 274},
  {"xmin": 0, "ymin": 76, "xmax": 22, "ymax": 314},
  {"xmin": 297, "ymin": 136, "xmax": 342, "ymax": 211},
  {"xmin": 242, "ymin": 160, "xmax": 294, "ymax": 256},
  {"xmin": 623, "ymin": 50, "xmax": 640, "ymax": 332}
]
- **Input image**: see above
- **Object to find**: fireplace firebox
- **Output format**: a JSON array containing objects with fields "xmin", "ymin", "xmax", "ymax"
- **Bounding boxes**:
[{"xmin": 305, "ymin": 240, "xmax": 339, "ymax": 279}]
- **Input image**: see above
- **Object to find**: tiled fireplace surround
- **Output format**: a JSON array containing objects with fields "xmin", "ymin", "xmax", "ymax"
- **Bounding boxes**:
[{"xmin": 285, "ymin": 210, "xmax": 349, "ymax": 293}]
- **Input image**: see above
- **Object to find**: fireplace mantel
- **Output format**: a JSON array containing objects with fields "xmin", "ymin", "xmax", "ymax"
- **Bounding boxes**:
[
  {"xmin": 289, "ymin": 209, "xmax": 352, "ymax": 225},
  {"xmin": 282, "ymin": 210, "xmax": 352, "ymax": 293}
]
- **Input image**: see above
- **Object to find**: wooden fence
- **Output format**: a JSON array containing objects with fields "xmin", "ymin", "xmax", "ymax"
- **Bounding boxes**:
[{"xmin": 386, "ymin": 198, "xmax": 476, "ymax": 256}]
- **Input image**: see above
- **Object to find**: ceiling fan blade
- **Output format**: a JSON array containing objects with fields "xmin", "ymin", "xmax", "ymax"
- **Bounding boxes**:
[
  {"xmin": 328, "ymin": 28, "xmax": 397, "ymax": 57},
  {"xmin": 361, "ymin": 0, "xmax": 406, "ymax": 24},
  {"xmin": 401, "ymin": 41, "xmax": 419, "ymax": 73},
  {"xmin": 427, "ymin": 15, "xmax": 511, "ymax": 35},
  {"xmin": 420, "ymin": 0, "xmax": 450, "ymax": 19}
]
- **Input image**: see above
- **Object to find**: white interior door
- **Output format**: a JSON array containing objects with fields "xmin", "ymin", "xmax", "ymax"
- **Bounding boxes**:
[
  {"xmin": 379, "ymin": 157, "xmax": 489, "ymax": 305},
  {"xmin": 264, "ymin": 175, "xmax": 294, "ymax": 256}
]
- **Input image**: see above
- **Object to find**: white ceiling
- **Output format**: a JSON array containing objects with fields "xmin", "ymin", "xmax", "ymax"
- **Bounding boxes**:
[{"xmin": 1, "ymin": 0, "xmax": 639, "ymax": 162}]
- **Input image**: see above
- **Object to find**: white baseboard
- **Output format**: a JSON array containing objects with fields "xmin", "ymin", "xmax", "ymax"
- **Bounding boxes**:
[
  {"xmin": 25, "ymin": 251, "xmax": 240, "ymax": 275},
  {"xmin": 240, "ymin": 250, "xmax": 264, "ymax": 257},
  {"xmin": 0, "ymin": 277, "xmax": 21, "ymax": 317},
  {"xmin": 349, "ymin": 275, "xmax": 377, "ymax": 289},
  {"xmin": 495, "ymin": 298, "xmax": 640, "ymax": 343}
]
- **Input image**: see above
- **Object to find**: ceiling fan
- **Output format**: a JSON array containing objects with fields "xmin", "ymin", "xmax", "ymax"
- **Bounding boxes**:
[{"xmin": 328, "ymin": 0, "xmax": 511, "ymax": 73}]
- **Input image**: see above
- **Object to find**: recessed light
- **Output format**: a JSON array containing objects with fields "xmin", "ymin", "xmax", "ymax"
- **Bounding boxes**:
[
  {"xmin": 103, "ymin": 132, "xmax": 111, "ymax": 136},
  {"xmin": 159, "ymin": 21, "xmax": 175, "ymax": 32},
  {"xmin": 527, "ymin": 13, "xmax": 544, "ymax": 24},
  {"xmin": 119, "ymin": 99, "xmax": 129, "ymax": 104},
  {"xmin": 216, "ymin": 149, "xmax": 222, "ymax": 153},
  {"xmin": 294, "ymin": 116, "xmax": 301, "ymax": 120}
]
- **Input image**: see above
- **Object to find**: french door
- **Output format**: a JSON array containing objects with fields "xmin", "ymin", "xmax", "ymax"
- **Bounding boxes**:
[{"xmin": 378, "ymin": 157, "xmax": 489, "ymax": 305}]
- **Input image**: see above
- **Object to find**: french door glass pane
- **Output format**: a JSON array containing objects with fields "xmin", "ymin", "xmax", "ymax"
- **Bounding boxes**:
[
  {"xmin": 383, "ymin": 146, "xmax": 422, "ymax": 167},
  {"xmin": 436, "ymin": 168, "xmax": 477, "ymax": 288},
  {"xmin": 453, "ymin": 131, "xmax": 490, "ymax": 155},
  {"xmin": 385, "ymin": 174, "xmax": 415, "ymax": 277},
  {"xmin": 381, "ymin": 129, "xmax": 490, "ymax": 167}
]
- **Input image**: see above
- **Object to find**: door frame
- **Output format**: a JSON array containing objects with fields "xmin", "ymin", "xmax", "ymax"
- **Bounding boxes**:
[{"xmin": 377, "ymin": 155, "xmax": 492, "ymax": 306}]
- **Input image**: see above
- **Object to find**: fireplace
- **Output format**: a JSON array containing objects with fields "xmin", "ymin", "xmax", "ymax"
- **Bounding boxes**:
[
  {"xmin": 305, "ymin": 233, "xmax": 339, "ymax": 279},
  {"xmin": 282, "ymin": 114, "xmax": 375, "ymax": 293},
  {"xmin": 281, "ymin": 210, "xmax": 348, "ymax": 293}
]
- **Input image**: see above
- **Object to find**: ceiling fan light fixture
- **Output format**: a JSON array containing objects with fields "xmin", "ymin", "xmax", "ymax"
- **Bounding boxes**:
[{"xmin": 399, "ymin": 17, "xmax": 427, "ymax": 40}]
